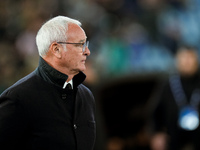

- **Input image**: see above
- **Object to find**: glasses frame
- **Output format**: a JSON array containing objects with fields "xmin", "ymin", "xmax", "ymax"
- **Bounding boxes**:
[{"xmin": 57, "ymin": 41, "xmax": 89, "ymax": 53}]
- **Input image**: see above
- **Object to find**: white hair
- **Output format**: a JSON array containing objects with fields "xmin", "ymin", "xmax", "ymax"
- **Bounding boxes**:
[{"xmin": 36, "ymin": 16, "xmax": 82, "ymax": 57}]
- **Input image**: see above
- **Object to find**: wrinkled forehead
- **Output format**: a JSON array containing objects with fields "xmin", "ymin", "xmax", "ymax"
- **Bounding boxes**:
[{"xmin": 67, "ymin": 23, "xmax": 87, "ymax": 42}]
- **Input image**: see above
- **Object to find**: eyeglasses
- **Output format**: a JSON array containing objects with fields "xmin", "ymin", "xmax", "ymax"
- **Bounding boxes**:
[{"xmin": 57, "ymin": 41, "xmax": 89, "ymax": 53}]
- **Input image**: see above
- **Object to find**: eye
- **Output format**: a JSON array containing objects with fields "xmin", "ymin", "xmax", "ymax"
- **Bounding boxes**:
[{"xmin": 75, "ymin": 43, "xmax": 84, "ymax": 47}]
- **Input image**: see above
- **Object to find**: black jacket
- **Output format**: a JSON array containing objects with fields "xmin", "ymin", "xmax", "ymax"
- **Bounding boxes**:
[{"xmin": 0, "ymin": 57, "xmax": 96, "ymax": 150}]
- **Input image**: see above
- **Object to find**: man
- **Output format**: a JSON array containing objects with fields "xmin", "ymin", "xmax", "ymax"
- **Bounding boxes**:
[
  {"xmin": 151, "ymin": 46, "xmax": 200, "ymax": 150},
  {"xmin": 0, "ymin": 16, "xmax": 96, "ymax": 150}
]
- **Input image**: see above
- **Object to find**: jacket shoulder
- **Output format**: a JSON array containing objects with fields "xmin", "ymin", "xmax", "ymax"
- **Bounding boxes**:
[
  {"xmin": 0, "ymin": 71, "xmax": 38, "ymax": 97},
  {"xmin": 78, "ymin": 84, "xmax": 94, "ymax": 98}
]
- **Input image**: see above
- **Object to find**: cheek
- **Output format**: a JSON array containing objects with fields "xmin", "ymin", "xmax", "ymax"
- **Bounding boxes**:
[{"xmin": 63, "ymin": 53, "xmax": 80, "ymax": 67}]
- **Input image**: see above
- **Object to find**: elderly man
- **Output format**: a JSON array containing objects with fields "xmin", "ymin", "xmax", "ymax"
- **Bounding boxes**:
[{"xmin": 0, "ymin": 16, "xmax": 96, "ymax": 150}]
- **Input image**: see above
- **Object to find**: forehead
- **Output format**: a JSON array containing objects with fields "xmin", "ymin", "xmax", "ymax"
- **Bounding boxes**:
[
  {"xmin": 177, "ymin": 50, "xmax": 197, "ymax": 59},
  {"xmin": 67, "ymin": 23, "xmax": 86, "ymax": 41}
]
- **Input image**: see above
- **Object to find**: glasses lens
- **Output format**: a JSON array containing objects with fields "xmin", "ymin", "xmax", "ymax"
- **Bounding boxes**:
[
  {"xmin": 86, "ymin": 41, "xmax": 89, "ymax": 47},
  {"xmin": 83, "ymin": 41, "xmax": 89, "ymax": 52}
]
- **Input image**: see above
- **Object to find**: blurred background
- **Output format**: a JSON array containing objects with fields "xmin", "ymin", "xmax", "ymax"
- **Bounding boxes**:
[{"xmin": 1, "ymin": 0, "xmax": 200, "ymax": 150}]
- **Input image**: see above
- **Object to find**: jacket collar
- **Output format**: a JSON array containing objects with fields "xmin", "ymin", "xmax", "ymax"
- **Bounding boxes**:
[{"xmin": 36, "ymin": 57, "xmax": 86, "ymax": 88}]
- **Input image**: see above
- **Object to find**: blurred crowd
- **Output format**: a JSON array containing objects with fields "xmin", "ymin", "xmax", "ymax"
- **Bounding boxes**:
[
  {"xmin": 1, "ymin": 0, "xmax": 200, "ymax": 90},
  {"xmin": 1, "ymin": 0, "xmax": 200, "ymax": 150}
]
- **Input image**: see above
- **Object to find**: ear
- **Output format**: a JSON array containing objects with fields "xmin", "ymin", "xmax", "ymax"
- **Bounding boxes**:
[{"xmin": 50, "ymin": 43, "xmax": 62, "ymax": 59}]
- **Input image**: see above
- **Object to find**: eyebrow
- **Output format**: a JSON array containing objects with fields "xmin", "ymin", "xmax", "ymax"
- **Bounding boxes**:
[
  {"xmin": 79, "ymin": 40, "xmax": 85, "ymax": 43},
  {"xmin": 79, "ymin": 37, "xmax": 87, "ymax": 43}
]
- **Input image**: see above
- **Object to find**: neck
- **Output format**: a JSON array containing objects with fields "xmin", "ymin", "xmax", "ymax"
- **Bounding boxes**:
[
  {"xmin": 66, "ymin": 75, "xmax": 74, "ymax": 82},
  {"xmin": 42, "ymin": 56, "xmax": 78, "ymax": 82}
]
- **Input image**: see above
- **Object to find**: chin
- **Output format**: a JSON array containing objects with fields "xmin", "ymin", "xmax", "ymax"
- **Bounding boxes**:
[{"xmin": 79, "ymin": 66, "xmax": 86, "ymax": 72}]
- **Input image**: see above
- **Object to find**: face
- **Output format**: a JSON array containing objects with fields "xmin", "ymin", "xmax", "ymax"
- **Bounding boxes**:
[
  {"xmin": 176, "ymin": 49, "xmax": 199, "ymax": 75},
  {"xmin": 59, "ymin": 23, "xmax": 90, "ymax": 75}
]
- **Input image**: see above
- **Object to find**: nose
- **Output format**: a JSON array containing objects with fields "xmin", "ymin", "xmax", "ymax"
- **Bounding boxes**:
[{"xmin": 84, "ymin": 47, "xmax": 90, "ymax": 56}]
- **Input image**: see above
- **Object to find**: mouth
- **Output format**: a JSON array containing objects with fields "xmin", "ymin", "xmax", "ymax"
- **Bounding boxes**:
[{"xmin": 81, "ymin": 60, "xmax": 86, "ymax": 63}]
